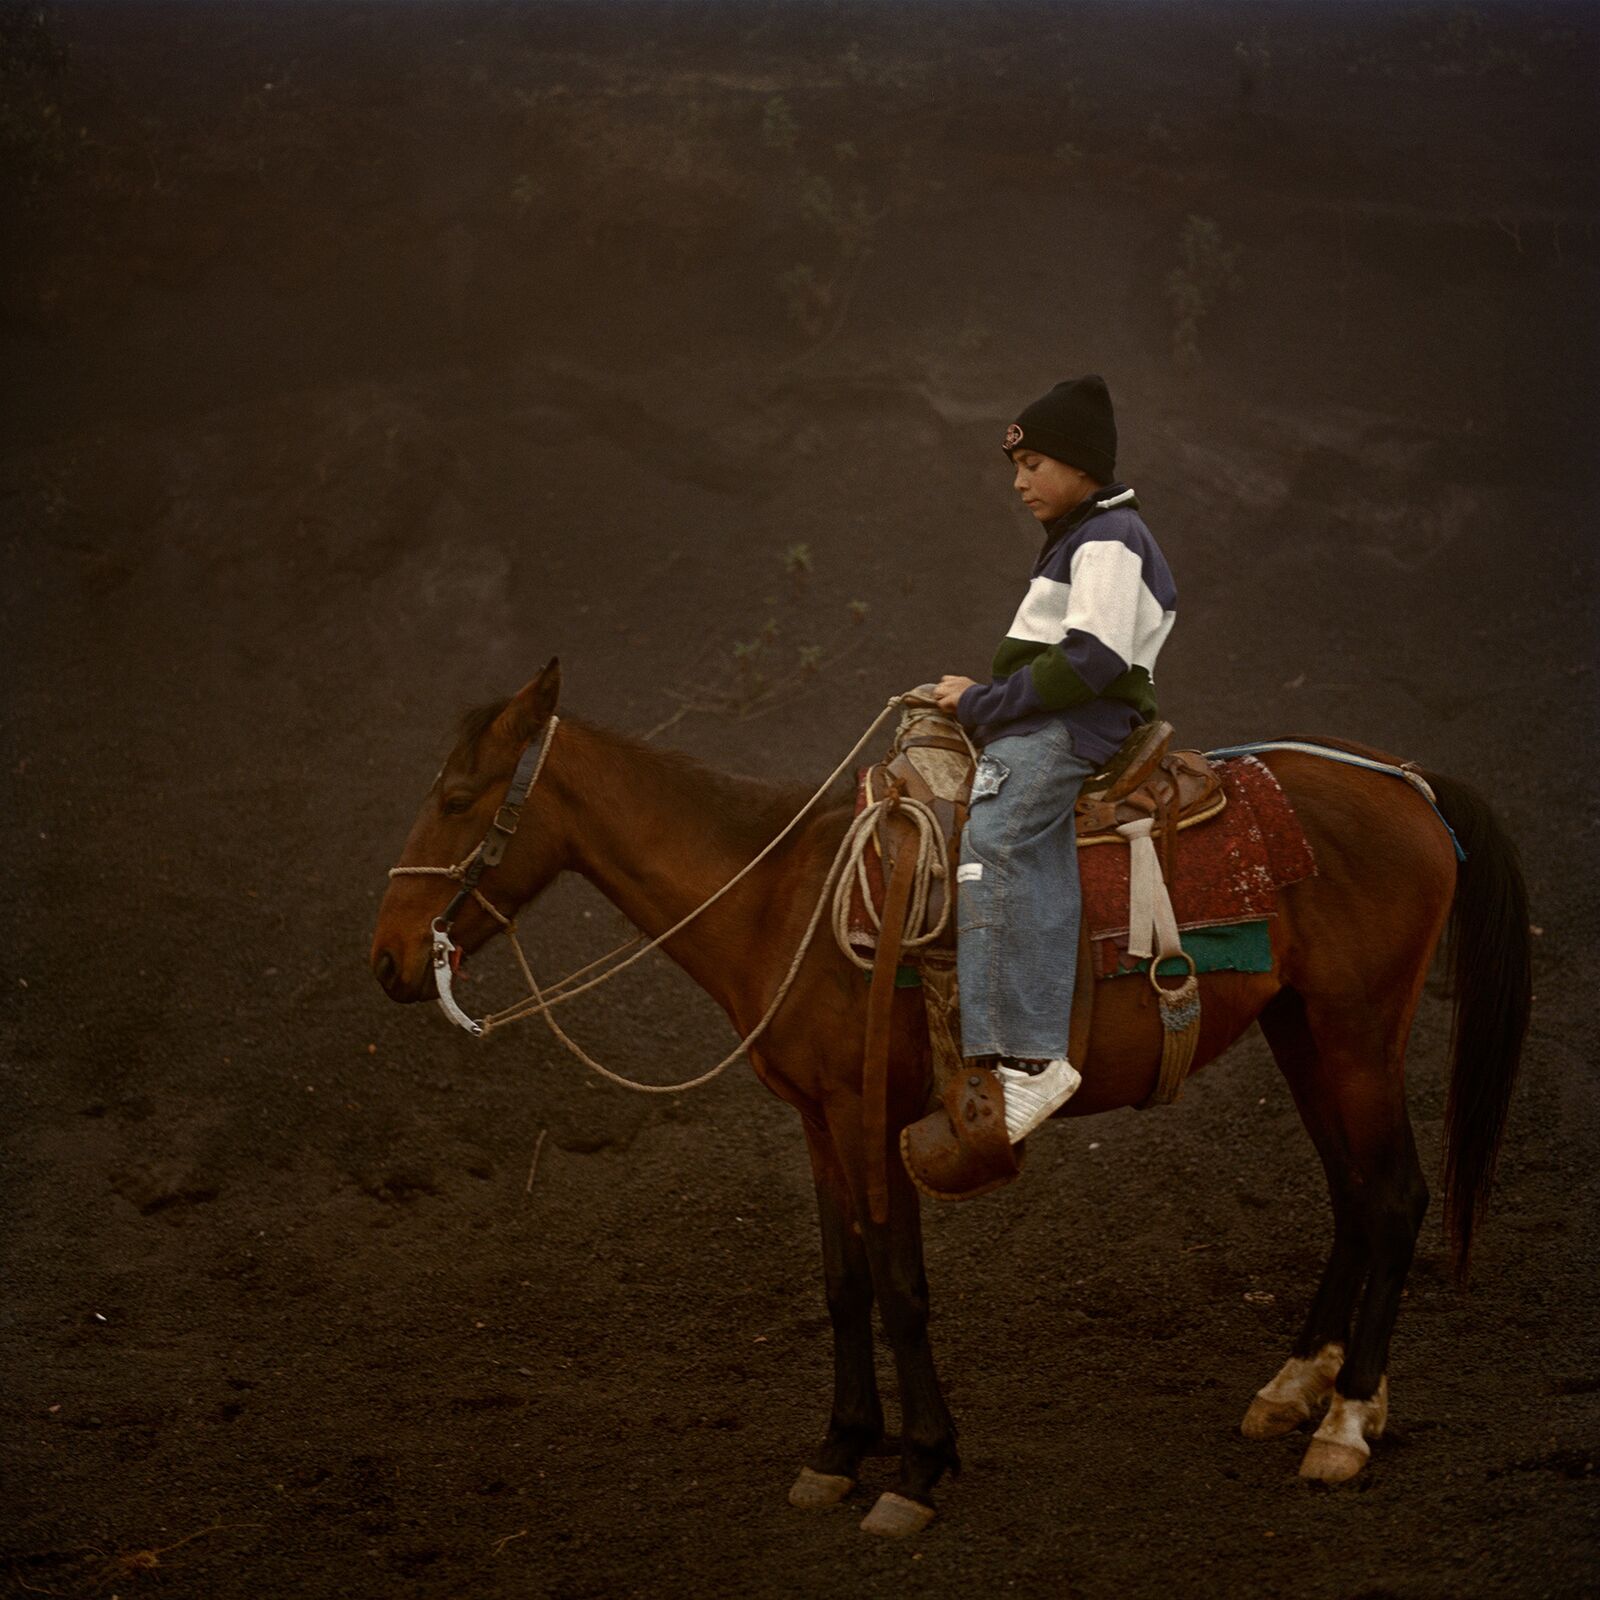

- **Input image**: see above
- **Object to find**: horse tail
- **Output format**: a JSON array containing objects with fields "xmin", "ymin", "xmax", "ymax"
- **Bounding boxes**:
[{"xmin": 1424, "ymin": 770, "xmax": 1532, "ymax": 1282}]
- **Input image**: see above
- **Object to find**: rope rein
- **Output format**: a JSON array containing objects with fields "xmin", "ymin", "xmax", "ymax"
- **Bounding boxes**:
[{"xmin": 388, "ymin": 695, "xmax": 945, "ymax": 1093}]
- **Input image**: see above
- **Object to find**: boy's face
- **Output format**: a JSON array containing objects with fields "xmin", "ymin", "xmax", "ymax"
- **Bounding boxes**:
[{"xmin": 1009, "ymin": 450, "xmax": 1096, "ymax": 524}]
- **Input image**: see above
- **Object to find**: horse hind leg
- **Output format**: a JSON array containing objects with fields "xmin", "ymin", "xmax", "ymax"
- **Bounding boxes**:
[
  {"xmin": 1242, "ymin": 1341, "xmax": 1345, "ymax": 1440},
  {"xmin": 1240, "ymin": 992, "xmax": 1367, "ymax": 1439},
  {"xmin": 1300, "ymin": 1104, "xmax": 1424, "ymax": 1484},
  {"xmin": 1246, "ymin": 989, "xmax": 1427, "ymax": 1482}
]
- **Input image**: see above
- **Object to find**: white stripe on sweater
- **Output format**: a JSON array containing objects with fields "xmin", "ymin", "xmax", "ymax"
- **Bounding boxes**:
[
  {"xmin": 1004, "ymin": 544, "xmax": 1174, "ymax": 671},
  {"xmin": 1065, "ymin": 540, "xmax": 1174, "ymax": 671}
]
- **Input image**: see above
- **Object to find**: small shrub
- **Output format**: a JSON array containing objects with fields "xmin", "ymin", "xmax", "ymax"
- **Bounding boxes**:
[
  {"xmin": 1234, "ymin": 32, "xmax": 1272, "ymax": 105},
  {"xmin": 1165, "ymin": 214, "xmax": 1242, "ymax": 369},
  {"xmin": 0, "ymin": 2, "xmax": 73, "ymax": 194},
  {"xmin": 761, "ymin": 95, "xmax": 799, "ymax": 153},
  {"xmin": 645, "ymin": 551, "xmax": 877, "ymax": 730},
  {"xmin": 509, "ymin": 172, "xmax": 543, "ymax": 213},
  {"xmin": 777, "ymin": 263, "xmax": 831, "ymax": 339},
  {"xmin": 798, "ymin": 172, "xmax": 838, "ymax": 230}
]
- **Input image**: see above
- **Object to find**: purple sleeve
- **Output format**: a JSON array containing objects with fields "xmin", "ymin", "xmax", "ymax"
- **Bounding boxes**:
[
  {"xmin": 1060, "ymin": 629, "xmax": 1130, "ymax": 695},
  {"xmin": 956, "ymin": 672, "xmax": 1042, "ymax": 730}
]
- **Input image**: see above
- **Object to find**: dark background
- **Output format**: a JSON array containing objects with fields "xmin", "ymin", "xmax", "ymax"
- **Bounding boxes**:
[{"xmin": 2, "ymin": 3, "xmax": 1597, "ymax": 1595}]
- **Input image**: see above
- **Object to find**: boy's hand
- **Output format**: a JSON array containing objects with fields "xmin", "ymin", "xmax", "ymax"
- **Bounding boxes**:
[{"xmin": 934, "ymin": 674, "xmax": 978, "ymax": 714}]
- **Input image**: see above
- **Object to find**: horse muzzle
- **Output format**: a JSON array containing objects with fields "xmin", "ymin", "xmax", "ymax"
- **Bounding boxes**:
[{"xmin": 369, "ymin": 938, "xmax": 439, "ymax": 1004}]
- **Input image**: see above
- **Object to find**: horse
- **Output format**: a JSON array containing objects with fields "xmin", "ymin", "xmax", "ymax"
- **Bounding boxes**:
[{"xmin": 368, "ymin": 660, "xmax": 1530, "ymax": 1537}]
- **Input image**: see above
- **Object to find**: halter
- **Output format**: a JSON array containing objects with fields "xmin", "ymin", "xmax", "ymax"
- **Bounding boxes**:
[{"xmin": 387, "ymin": 713, "xmax": 561, "ymax": 1036}]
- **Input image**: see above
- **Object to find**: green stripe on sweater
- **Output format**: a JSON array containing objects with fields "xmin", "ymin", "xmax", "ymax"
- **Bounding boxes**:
[{"xmin": 989, "ymin": 638, "xmax": 1160, "ymax": 720}]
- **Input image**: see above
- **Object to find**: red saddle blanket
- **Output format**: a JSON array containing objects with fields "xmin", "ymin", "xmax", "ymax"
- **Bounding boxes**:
[
  {"xmin": 847, "ymin": 754, "xmax": 1316, "ymax": 973},
  {"xmin": 1081, "ymin": 754, "xmax": 1316, "ymax": 974}
]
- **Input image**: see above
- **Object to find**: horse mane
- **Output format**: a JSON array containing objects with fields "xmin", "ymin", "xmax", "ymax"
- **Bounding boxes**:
[{"xmin": 454, "ymin": 700, "xmax": 852, "ymax": 852}]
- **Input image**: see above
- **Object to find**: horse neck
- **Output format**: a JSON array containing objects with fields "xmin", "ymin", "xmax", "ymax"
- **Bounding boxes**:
[{"xmin": 545, "ymin": 722, "xmax": 821, "ymax": 1007}]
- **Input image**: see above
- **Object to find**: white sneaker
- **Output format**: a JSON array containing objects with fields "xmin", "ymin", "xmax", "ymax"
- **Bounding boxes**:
[{"xmin": 995, "ymin": 1059, "xmax": 1082, "ymax": 1143}]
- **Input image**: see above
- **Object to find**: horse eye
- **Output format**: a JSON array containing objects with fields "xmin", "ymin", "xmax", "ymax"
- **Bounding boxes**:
[{"xmin": 440, "ymin": 792, "xmax": 474, "ymax": 817}]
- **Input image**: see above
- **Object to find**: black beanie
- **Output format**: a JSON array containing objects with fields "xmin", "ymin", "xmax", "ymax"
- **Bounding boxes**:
[{"xmin": 1002, "ymin": 375, "xmax": 1117, "ymax": 483}]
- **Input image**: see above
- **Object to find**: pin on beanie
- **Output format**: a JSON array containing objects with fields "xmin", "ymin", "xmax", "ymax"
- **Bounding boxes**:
[{"xmin": 1003, "ymin": 375, "xmax": 1117, "ymax": 484}]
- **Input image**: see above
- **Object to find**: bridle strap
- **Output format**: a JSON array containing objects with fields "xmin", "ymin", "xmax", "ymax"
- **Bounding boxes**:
[{"xmin": 396, "ymin": 714, "xmax": 561, "ymax": 932}]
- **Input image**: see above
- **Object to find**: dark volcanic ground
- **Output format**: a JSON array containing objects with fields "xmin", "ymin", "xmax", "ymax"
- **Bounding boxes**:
[{"xmin": 2, "ymin": 4, "xmax": 1598, "ymax": 1596}]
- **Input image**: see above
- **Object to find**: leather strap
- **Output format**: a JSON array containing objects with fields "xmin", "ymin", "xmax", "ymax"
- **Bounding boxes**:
[
  {"xmin": 863, "ymin": 839, "xmax": 916, "ymax": 1225},
  {"xmin": 1120, "ymin": 815, "xmax": 1184, "ymax": 964},
  {"xmin": 439, "ymin": 719, "xmax": 556, "ymax": 928},
  {"xmin": 919, "ymin": 952, "xmax": 963, "ymax": 1104},
  {"xmin": 1068, "ymin": 912, "xmax": 1096, "ymax": 1069}
]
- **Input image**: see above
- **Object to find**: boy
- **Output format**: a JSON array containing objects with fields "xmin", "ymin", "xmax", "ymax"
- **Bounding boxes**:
[{"xmin": 933, "ymin": 374, "xmax": 1177, "ymax": 1144}]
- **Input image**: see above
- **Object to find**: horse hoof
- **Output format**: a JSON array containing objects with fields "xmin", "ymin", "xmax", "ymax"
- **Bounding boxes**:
[
  {"xmin": 1298, "ymin": 1438, "xmax": 1370, "ymax": 1484},
  {"xmin": 788, "ymin": 1466, "xmax": 854, "ymax": 1509},
  {"xmin": 860, "ymin": 1491, "xmax": 936, "ymax": 1538},
  {"xmin": 1243, "ymin": 1345, "xmax": 1343, "ymax": 1440},
  {"xmin": 1299, "ymin": 1380, "xmax": 1386, "ymax": 1482},
  {"xmin": 1240, "ymin": 1395, "xmax": 1310, "ymax": 1439}
]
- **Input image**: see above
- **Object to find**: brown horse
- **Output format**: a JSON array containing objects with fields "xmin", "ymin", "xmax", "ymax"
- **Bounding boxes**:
[{"xmin": 369, "ymin": 661, "xmax": 1530, "ymax": 1535}]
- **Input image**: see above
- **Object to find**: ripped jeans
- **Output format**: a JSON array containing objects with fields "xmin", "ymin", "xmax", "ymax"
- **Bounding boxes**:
[{"xmin": 956, "ymin": 722, "xmax": 1097, "ymax": 1060}]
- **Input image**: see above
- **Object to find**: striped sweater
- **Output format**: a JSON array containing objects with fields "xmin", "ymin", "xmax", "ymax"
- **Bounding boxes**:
[{"xmin": 955, "ymin": 484, "xmax": 1177, "ymax": 766}]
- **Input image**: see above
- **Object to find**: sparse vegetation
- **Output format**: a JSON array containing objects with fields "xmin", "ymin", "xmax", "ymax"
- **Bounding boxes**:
[
  {"xmin": 760, "ymin": 94, "xmax": 799, "ymax": 153},
  {"xmin": 1166, "ymin": 214, "xmax": 1243, "ymax": 369},
  {"xmin": 1344, "ymin": 6, "xmax": 1536, "ymax": 80},
  {"xmin": 760, "ymin": 98, "xmax": 888, "ymax": 350},
  {"xmin": 0, "ymin": 2, "xmax": 73, "ymax": 196},
  {"xmin": 1422, "ymin": 7, "xmax": 1535, "ymax": 78},
  {"xmin": 777, "ymin": 263, "xmax": 831, "ymax": 341},
  {"xmin": 1145, "ymin": 116, "xmax": 1177, "ymax": 155},
  {"xmin": 1233, "ymin": 31, "xmax": 1272, "ymax": 106},
  {"xmin": 644, "ymin": 550, "xmax": 873, "ymax": 733}
]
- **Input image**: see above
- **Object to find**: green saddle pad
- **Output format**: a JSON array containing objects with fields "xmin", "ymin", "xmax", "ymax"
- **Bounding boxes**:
[
  {"xmin": 890, "ymin": 918, "xmax": 1273, "ymax": 988},
  {"xmin": 1104, "ymin": 918, "xmax": 1273, "ymax": 979}
]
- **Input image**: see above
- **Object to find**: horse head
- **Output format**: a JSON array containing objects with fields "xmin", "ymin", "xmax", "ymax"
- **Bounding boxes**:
[{"xmin": 370, "ymin": 658, "xmax": 566, "ymax": 1002}]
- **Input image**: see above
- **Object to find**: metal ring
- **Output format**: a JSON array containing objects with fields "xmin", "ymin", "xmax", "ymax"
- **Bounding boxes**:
[{"xmin": 1147, "ymin": 947, "xmax": 1198, "ymax": 994}]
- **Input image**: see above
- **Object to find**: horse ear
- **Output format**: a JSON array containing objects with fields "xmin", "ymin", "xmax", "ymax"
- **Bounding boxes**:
[{"xmin": 494, "ymin": 657, "xmax": 561, "ymax": 744}]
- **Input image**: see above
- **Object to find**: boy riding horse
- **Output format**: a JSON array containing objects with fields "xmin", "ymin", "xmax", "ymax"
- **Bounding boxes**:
[{"xmin": 934, "ymin": 374, "xmax": 1178, "ymax": 1144}]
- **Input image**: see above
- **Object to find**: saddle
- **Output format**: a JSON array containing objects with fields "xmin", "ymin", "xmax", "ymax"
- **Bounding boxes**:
[
  {"xmin": 861, "ymin": 704, "xmax": 1223, "ymax": 886},
  {"xmin": 855, "ymin": 689, "xmax": 1225, "ymax": 1218},
  {"xmin": 852, "ymin": 696, "xmax": 1227, "ymax": 963}
]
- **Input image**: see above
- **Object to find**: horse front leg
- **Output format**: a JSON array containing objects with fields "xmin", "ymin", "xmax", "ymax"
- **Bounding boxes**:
[
  {"xmin": 823, "ymin": 1097, "xmax": 959, "ymax": 1538},
  {"xmin": 789, "ymin": 1120, "xmax": 884, "ymax": 1509}
]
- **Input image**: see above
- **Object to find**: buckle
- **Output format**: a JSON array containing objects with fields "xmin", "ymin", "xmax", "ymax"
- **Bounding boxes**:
[{"xmin": 492, "ymin": 803, "xmax": 522, "ymax": 835}]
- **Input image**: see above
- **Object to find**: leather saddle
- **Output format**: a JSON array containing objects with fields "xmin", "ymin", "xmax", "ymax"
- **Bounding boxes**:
[
  {"xmin": 1074, "ymin": 720, "xmax": 1227, "ymax": 884},
  {"xmin": 858, "ymin": 695, "xmax": 1227, "ymax": 952}
]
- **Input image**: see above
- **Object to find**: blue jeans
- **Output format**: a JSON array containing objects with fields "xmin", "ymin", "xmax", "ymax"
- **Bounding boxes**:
[{"xmin": 956, "ymin": 723, "xmax": 1096, "ymax": 1059}]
